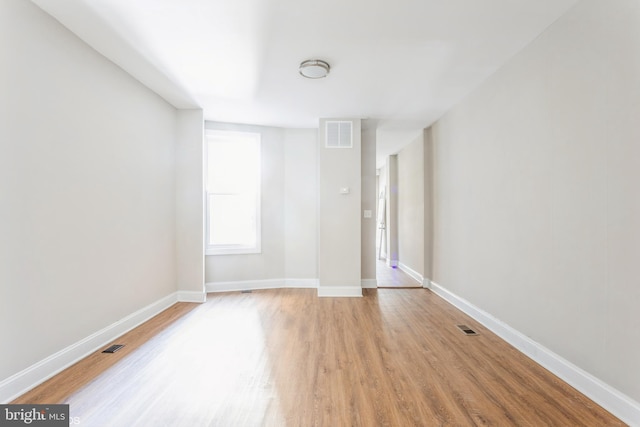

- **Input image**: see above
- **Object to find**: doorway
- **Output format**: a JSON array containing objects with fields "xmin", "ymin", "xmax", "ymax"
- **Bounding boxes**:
[
  {"xmin": 375, "ymin": 171, "xmax": 421, "ymax": 288},
  {"xmin": 375, "ymin": 135, "xmax": 429, "ymax": 290},
  {"xmin": 376, "ymin": 259, "xmax": 421, "ymax": 288}
]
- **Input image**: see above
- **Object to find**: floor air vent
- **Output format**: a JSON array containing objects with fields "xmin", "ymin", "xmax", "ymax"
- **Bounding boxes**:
[
  {"xmin": 241, "ymin": 290, "xmax": 252, "ymax": 293},
  {"xmin": 102, "ymin": 344, "xmax": 124, "ymax": 353},
  {"xmin": 456, "ymin": 325, "xmax": 478, "ymax": 336}
]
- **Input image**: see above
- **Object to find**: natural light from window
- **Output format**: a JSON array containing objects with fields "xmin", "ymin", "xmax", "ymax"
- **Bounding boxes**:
[{"xmin": 206, "ymin": 130, "xmax": 261, "ymax": 255}]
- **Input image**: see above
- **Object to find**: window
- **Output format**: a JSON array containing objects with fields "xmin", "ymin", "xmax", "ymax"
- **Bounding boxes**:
[{"xmin": 205, "ymin": 130, "xmax": 261, "ymax": 255}]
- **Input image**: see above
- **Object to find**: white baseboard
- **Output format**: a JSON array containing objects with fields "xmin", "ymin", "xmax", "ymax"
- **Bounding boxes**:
[
  {"xmin": 284, "ymin": 278, "xmax": 319, "ymax": 289},
  {"xmin": 0, "ymin": 292, "xmax": 179, "ymax": 404},
  {"xmin": 361, "ymin": 279, "xmax": 377, "ymax": 289},
  {"xmin": 206, "ymin": 279, "xmax": 284, "ymax": 293},
  {"xmin": 398, "ymin": 262, "xmax": 423, "ymax": 284},
  {"xmin": 177, "ymin": 291, "xmax": 206, "ymax": 303},
  {"xmin": 317, "ymin": 286, "xmax": 363, "ymax": 297},
  {"xmin": 429, "ymin": 281, "xmax": 640, "ymax": 426},
  {"xmin": 422, "ymin": 277, "xmax": 431, "ymax": 289},
  {"xmin": 206, "ymin": 278, "xmax": 319, "ymax": 293},
  {"xmin": 207, "ymin": 279, "xmax": 362, "ymax": 297}
]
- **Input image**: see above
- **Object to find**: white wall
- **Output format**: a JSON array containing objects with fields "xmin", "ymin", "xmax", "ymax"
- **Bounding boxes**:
[
  {"xmin": 397, "ymin": 134, "xmax": 424, "ymax": 278},
  {"xmin": 318, "ymin": 119, "xmax": 362, "ymax": 293},
  {"xmin": 176, "ymin": 110, "xmax": 205, "ymax": 299},
  {"xmin": 361, "ymin": 124, "xmax": 376, "ymax": 281},
  {"xmin": 204, "ymin": 122, "xmax": 286, "ymax": 282},
  {"xmin": 0, "ymin": 0, "xmax": 177, "ymax": 385},
  {"xmin": 376, "ymin": 164, "xmax": 388, "ymax": 259},
  {"xmin": 384, "ymin": 155, "xmax": 398, "ymax": 267},
  {"xmin": 423, "ymin": 128, "xmax": 434, "ymax": 283},
  {"xmin": 284, "ymin": 129, "xmax": 318, "ymax": 280},
  {"xmin": 431, "ymin": 0, "xmax": 640, "ymax": 405}
]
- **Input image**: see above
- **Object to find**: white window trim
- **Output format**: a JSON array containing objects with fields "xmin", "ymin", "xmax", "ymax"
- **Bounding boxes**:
[{"xmin": 205, "ymin": 130, "xmax": 261, "ymax": 256}]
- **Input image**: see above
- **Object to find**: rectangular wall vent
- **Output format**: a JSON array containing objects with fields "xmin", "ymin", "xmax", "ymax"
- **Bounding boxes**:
[
  {"xmin": 102, "ymin": 344, "xmax": 124, "ymax": 353},
  {"xmin": 456, "ymin": 325, "xmax": 478, "ymax": 335},
  {"xmin": 326, "ymin": 121, "xmax": 353, "ymax": 148}
]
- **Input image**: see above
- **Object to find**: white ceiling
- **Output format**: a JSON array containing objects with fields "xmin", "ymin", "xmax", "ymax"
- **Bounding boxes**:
[{"xmin": 31, "ymin": 0, "xmax": 578, "ymax": 164}]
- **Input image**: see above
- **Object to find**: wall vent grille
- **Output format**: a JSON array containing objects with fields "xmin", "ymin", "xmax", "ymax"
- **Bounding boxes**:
[{"xmin": 326, "ymin": 121, "xmax": 353, "ymax": 148}]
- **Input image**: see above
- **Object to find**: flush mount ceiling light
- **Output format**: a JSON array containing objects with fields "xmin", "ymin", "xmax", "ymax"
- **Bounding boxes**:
[{"xmin": 299, "ymin": 59, "xmax": 330, "ymax": 79}]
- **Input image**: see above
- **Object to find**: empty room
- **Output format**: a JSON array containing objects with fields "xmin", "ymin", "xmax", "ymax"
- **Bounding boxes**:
[{"xmin": 1, "ymin": 0, "xmax": 639, "ymax": 425}]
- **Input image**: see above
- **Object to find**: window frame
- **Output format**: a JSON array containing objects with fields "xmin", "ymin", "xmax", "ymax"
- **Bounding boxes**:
[{"xmin": 205, "ymin": 130, "xmax": 261, "ymax": 256}]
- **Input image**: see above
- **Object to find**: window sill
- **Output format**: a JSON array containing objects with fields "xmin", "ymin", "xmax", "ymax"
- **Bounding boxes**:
[{"xmin": 206, "ymin": 246, "xmax": 261, "ymax": 256}]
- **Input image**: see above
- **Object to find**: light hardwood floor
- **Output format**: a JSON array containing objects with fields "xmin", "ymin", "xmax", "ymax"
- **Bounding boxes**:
[
  {"xmin": 377, "ymin": 260, "xmax": 422, "ymax": 288},
  {"xmin": 14, "ymin": 289, "xmax": 623, "ymax": 426}
]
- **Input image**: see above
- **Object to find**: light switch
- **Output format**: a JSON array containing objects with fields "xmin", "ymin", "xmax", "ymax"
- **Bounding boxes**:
[{"xmin": 364, "ymin": 210, "xmax": 372, "ymax": 218}]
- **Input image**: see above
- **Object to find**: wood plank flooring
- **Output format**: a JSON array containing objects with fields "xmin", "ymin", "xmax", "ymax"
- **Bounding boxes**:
[
  {"xmin": 377, "ymin": 260, "xmax": 422, "ymax": 288},
  {"xmin": 14, "ymin": 289, "xmax": 624, "ymax": 426}
]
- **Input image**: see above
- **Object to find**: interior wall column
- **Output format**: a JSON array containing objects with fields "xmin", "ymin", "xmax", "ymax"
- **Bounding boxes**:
[
  {"xmin": 385, "ymin": 154, "xmax": 398, "ymax": 268},
  {"xmin": 423, "ymin": 127, "xmax": 434, "ymax": 286},
  {"xmin": 317, "ymin": 118, "xmax": 362, "ymax": 297}
]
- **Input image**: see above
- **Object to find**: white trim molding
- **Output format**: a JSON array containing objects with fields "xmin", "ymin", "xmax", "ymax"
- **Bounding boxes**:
[
  {"xmin": 0, "ymin": 292, "xmax": 179, "ymax": 404},
  {"xmin": 398, "ymin": 262, "xmax": 423, "ymax": 285},
  {"xmin": 207, "ymin": 279, "xmax": 284, "ymax": 293},
  {"xmin": 177, "ymin": 291, "xmax": 207, "ymax": 303},
  {"xmin": 422, "ymin": 278, "xmax": 431, "ymax": 289},
  {"xmin": 207, "ymin": 279, "xmax": 365, "ymax": 297},
  {"xmin": 206, "ymin": 278, "xmax": 319, "ymax": 293},
  {"xmin": 429, "ymin": 281, "xmax": 640, "ymax": 426},
  {"xmin": 317, "ymin": 286, "xmax": 363, "ymax": 297},
  {"xmin": 361, "ymin": 279, "xmax": 377, "ymax": 289},
  {"xmin": 284, "ymin": 279, "xmax": 319, "ymax": 289}
]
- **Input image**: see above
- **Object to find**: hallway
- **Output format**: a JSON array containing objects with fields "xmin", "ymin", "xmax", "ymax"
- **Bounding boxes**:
[{"xmin": 376, "ymin": 259, "xmax": 421, "ymax": 288}]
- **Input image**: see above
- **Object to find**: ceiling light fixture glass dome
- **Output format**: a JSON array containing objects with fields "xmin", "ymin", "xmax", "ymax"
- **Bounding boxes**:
[{"xmin": 299, "ymin": 59, "xmax": 330, "ymax": 79}]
